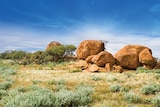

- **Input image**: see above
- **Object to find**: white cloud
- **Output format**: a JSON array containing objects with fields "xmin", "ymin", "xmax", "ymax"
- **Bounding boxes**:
[{"xmin": 0, "ymin": 25, "xmax": 159, "ymax": 59}]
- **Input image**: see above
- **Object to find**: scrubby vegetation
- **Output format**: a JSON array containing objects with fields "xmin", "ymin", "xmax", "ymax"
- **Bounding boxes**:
[
  {"xmin": 0, "ymin": 85, "xmax": 93, "ymax": 107},
  {"xmin": 0, "ymin": 44, "xmax": 76, "ymax": 65},
  {"xmin": 0, "ymin": 49, "xmax": 160, "ymax": 106}
]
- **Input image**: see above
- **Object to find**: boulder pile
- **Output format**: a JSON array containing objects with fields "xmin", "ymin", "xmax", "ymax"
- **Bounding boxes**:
[{"xmin": 76, "ymin": 40, "xmax": 157, "ymax": 73}]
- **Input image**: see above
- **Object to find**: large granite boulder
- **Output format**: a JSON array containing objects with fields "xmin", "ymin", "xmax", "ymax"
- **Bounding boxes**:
[
  {"xmin": 114, "ymin": 45, "xmax": 156, "ymax": 69},
  {"xmin": 76, "ymin": 40, "xmax": 104, "ymax": 59}
]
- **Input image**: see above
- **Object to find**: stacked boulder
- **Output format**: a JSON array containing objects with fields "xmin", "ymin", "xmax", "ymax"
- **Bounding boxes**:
[
  {"xmin": 76, "ymin": 40, "xmax": 157, "ymax": 72},
  {"xmin": 76, "ymin": 40, "xmax": 120, "ymax": 72}
]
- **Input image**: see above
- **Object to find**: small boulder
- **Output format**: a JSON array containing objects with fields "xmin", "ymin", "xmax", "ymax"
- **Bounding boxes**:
[
  {"xmin": 76, "ymin": 40, "xmax": 105, "ymax": 59},
  {"xmin": 139, "ymin": 49, "xmax": 157, "ymax": 69},
  {"xmin": 75, "ymin": 60, "xmax": 88, "ymax": 70},
  {"xmin": 113, "ymin": 65, "xmax": 123, "ymax": 73},
  {"xmin": 99, "ymin": 67, "xmax": 107, "ymax": 72},
  {"xmin": 88, "ymin": 64, "xmax": 99, "ymax": 72},
  {"xmin": 92, "ymin": 51, "xmax": 115, "ymax": 67}
]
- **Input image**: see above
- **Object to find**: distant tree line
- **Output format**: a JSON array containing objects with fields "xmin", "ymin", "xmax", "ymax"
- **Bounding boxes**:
[{"xmin": 0, "ymin": 44, "xmax": 76, "ymax": 65}]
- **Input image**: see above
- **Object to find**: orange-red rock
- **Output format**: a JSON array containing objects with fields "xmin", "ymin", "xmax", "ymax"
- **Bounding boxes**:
[
  {"xmin": 76, "ymin": 40, "xmax": 104, "ymax": 59},
  {"xmin": 88, "ymin": 64, "xmax": 99, "ymax": 72},
  {"xmin": 114, "ymin": 45, "xmax": 155, "ymax": 69},
  {"xmin": 113, "ymin": 65, "xmax": 123, "ymax": 73},
  {"xmin": 85, "ymin": 55, "xmax": 95, "ymax": 63},
  {"xmin": 92, "ymin": 51, "xmax": 115, "ymax": 67},
  {"xmin": 105, "ymin": 63, "xmax": 112, "ymax": 71},
  {"xmin": 139, "ymin": 49, "xmax": 157, "ymax": 69},
  {"xmin": 75, "ymin": 60, "xmax": 88, "ymax": 70}
]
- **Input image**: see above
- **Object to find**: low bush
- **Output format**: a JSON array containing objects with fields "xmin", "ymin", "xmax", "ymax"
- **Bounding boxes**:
[
  {"xmin": 140, "ymin": 83, "xmax": 160, "ymax": 95},
  {"xmin": 0, "ymin": 85, "xmax": 93, "ymax": 107},
  {"xmin": 91, "ymin": 76, "xmax": 102, "ymax": 81},
  {"xmin": 136, "ymin": 67, "xmax": 147, "ymax": 73},
  {"xmin": 0, "ymin": 64, "xmax": 17, "ymax": 78},
  {"xmin": 109, "ymin": 84, "xmax": 123, "ymax": 92},
  {"xmin": 155, "ymin": 74, "xmax": 160, "ymax": 80},
  {"xmin": 136, "ymin": 67, "xmax": 160, "ymax": 74},
  {"xmin": 0, "ymin": 90, "xmax": 7, "ymax": 99},
  {"xmin": 152, "ymin": 94, "xmax": 160, "ymax": 107},
  {"xmin": 124, "ymin": 92, "xmax": 142, "ymax": 103},
  {"xmin": 0, "ymin": 81, "xmax": 12, "ymax": 90},
  {"xmin": 47, "ymin": 79, "xmax": 66, "ymax": 86}
]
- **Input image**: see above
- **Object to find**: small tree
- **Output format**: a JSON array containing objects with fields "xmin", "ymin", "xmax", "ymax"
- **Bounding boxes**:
[
  {"xmin": 64, "ymin": 45, "xmax": 76, "ymax": 57},
  {"xmin": 46, "ymin": 45, "xmax": 65, "ymax": 61}
]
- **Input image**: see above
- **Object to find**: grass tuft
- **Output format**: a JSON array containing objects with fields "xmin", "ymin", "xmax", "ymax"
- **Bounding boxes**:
[
  {"xmin": 124, "ymin": 92, "xmax": 142, "ymax": 104},
  {"xmin": 0, "ymin": 81, "xmax": 12, "ymax": 90},
  {"xmin": 109, "ymin": 84, "xmax": 123, "ymax": 92},
  {"xmin": 140, "ymin": 83, "xmax": 160, "ymax": 95},
  {"xmin": 152, "ymin": 94, "xmax": 160, "ymax": 107}
]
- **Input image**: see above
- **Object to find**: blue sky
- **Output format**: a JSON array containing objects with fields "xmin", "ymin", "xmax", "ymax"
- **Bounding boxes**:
[{"xmin": 0, "ymin": 0, "xmax": 160, "ymax": 58}]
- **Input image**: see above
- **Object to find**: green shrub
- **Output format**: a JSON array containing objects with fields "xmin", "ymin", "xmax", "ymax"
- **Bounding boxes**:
[
  {"xmin": 55, "ymin": 79, "xmax": 67, "ymax": 90},
  {"xmin": 136, "ymin": 67, "xmax": 147, "ymax": 73},
  {"xmin": 155, "ymin": 69, "xmax": 160, "ymax": 73},
  {"xmin": 120, "ymin": 87, "xmax": 129, "ymax": 92},
  {"xmin": 109, "ymin": 84, "xmax": 122, "ymax": 92},
  {"xmin": 32, "ymin": 80, "xmax": 42, "ymax": 84},
  {"xmin": 0, "ymin": 90, "xmax": 7, "ymax": 99},
  {"xmin": 47, "ymin": 79, "xmax": 66, "ymax": 86},
  {"xmin": 0, "ymin": 81, "xmax": 12, "ymax": 90},
  {"xmin": 0, "ymin": 85, "xmax": 93, "ymax": 107},
  {"xmin": 91, "ymin": 76, "xmax": 102, "ymax": 81},
  {"xmin": 0, "ymin": 87, "xmax": 55, "ymax": 107},
  {"xmin": 155, "ymin": 74, "xmax": 160, "ymax": 80},
  {"xmin": 152, "ymin": 94, "xmax": 160, "ymax": 107},
  {"xmin": 47, "ymin": 79, "xmax": 57, "ymax": 85},
  {"xmin": 107, "ymin": 76, "xmax": 118, "ymax": 82},
  {"xmin": 16, "ymin": 86, "xmax": 27, "ymax": 93},
  {"xmin": 140, "ymin": 84, "xmax": 160, "ymax": 95},
  {"xmin": 55, "ymin": 85, "xmax": 93, "ymax": 106},
  {"xmin": 0, "ymin": 65, "xmax": 17, "ymax": 78},
  {"xmin": 124, "ymin": 92, "xmax": 142, "ymax": 103}
]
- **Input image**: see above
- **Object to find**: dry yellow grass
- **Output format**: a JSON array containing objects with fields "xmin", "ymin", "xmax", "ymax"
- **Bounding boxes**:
[
  {"xmin": 9, "ymin": 65, "xmax": 159, "ymax": 107},
  {"xmin": 1, "ymin": 60, "xmax": 159, "ymax": 107}
]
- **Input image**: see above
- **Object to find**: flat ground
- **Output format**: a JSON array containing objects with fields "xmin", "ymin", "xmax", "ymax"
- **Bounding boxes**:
[{"xmin": 0, "ymin": 60, "xmax": 160, "ymax": 107}]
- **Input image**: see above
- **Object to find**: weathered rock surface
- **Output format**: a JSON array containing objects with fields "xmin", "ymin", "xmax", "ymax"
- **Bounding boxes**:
[
  {"xmin": 154, "ymin": 61, "xmax": 160, "ymax": 69},
  {"xmin": 86, "ymin": 55, "xmax": 95, "ymax": 63},
  {"xmin": 113, "ymin": 65, "xmax": 123, "ymax": 73},
  {"xmin": 92, "ymin": 51, "xmax": 115, "ymax": 67},
  {"xmin": 88, "ymin": 64, "xmax": 99, "ymax": 72},
  {"xmin": 139, "ymin": 49, "xmax": 157, "ymax": 69},
  {"xmin": 114, "ymin": 45, "xmax": 156, "ymax": 69},
  {"xmin": 105, "ymin": 63, "xmax": 112, "ymax": 71},
  {"xmin": 76, "ymin": 40, "xmax": 104, "ymax": 59},
  {"xmin": 75, "ymin": 60, "xmax": 88, "ymax": 70},
  {"xmin": 46, "ymin": 41, "xmax": 61, "ymax": 50}
]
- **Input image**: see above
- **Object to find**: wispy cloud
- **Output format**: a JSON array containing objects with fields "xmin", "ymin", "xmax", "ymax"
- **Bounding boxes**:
[{"xmin": 0, "ymin": 25, "xmax": 159, "ymax": 59}]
